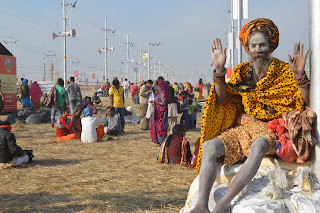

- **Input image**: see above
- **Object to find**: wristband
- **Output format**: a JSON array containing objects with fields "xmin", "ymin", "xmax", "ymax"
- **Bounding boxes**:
[{"xmin": 213, "ymin": 68, "xmax": 227, "ymax": 77}]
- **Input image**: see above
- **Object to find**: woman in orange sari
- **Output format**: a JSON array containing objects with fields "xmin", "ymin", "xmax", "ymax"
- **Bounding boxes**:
[{"xmin": 196, "ymin": 79, "xmax": 205, "ymax": 100}]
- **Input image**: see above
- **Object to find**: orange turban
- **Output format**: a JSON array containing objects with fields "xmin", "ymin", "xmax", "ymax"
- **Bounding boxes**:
[{"xmin": 239, "ymin": 18, "xmax": 279, "ymax": 54}]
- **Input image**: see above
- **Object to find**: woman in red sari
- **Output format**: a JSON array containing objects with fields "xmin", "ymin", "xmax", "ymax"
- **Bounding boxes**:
[{"xmin": 149, "ymin": 77, "xmax": 169, "ymax": 145}]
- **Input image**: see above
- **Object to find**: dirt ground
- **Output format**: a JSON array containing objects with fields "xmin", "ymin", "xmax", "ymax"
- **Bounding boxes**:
[{"xmin": 0, "ymin": 91, "xmax": 206, "ymax": 213}]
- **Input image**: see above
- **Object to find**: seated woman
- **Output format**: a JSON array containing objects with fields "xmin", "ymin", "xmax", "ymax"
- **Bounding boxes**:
[
  {"xmin": 0, "ymin": 120, "xmax": 34, "ymax": 168},
  {"xmin": 104, "ymin": 106, "xmax": 122, "ymax": 136},
  {"xmin": 81, "ymin": 107, "xmax": 105, "ymax": 143},
  {"xmin": 158, "ymin": 124, "xmax": 192, "ymax": 165},
  {"xmin": 56, "ymin": 107, "xmax": 79, "ymax": 142}
]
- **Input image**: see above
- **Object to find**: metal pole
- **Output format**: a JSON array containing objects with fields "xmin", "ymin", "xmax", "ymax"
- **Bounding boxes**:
[
  {"xmin": 147, "ymin": 42, "xmax": 150, "ymax": 80},
  {"xmin": 139, "ymin": 44, "xmax": 142, "ymax": 82},
  {"xmin": 63, "ymin": 0, "xmax": 67, "ymax": 86},
  {"xmin": 237, "ymin": 0, "xmax": 242, "ymax": 64},
  {"xmin": 135, "ymin": 69, "xmax": 137, "ymax": 85},
  {"xmin": 50, "ymin": 51, "xmax": 56, "ymax": 81},
  {"xmin": 310, "ymin": 0, "xmax": 320, "ymax": 180},
  {"xmin": 126, "ymin": 34, "xmax": 129, "ymax": 79},
  {"xmin": 159, "ymin": 60, "xmax": 161, "ymax": 79},
  {"xmin": 153, "ymin": 58, "xmax": 156, "ymax": 80},
  {"xmin": 105, "ymin": 18, "xmax": 107, "ymax": 83},
  {"xmin": 72, "ymin": 58, "xmax": 79, "ymax": 81},
  {"xmin": 43, "ymin": 51, "xmax": 46, "ymax": 81},
  {"xmin": 56, "ymin": 57, "xmax": 59, "ymax": 80},
  {"xmin": 231, "ymin": 0, "xmax": 234, "ymax": 70}
]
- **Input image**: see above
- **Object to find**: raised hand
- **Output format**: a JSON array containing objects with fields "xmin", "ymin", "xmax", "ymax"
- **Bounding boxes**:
[
  {"xmin": 211, "ymin": 38, "xmax": 227, "ymax": 73},
  {"xmin": 288, "ymin": 42, "xmax": 309, "ymax": 78}
]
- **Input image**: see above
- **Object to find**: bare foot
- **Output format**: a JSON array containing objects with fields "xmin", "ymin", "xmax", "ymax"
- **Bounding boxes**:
[
  {"xmin": 212, "ymin": 201, "xmax": 228, "ymax": 213},
  {"xmin": 190, "ymin": 204, "xmax": 210, "ymax": 213}
]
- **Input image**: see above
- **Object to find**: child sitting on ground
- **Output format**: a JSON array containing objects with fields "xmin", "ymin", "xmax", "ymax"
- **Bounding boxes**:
[
  {"xmin": 0, "ymin": 120, "xmax": 34, "ymax": 168},
  {"xmin": 56, "ymin": 107, "xmax": 79, "ymax": 142},
  {"xmin": 86, "ymin": 97, "xmax": 97, "ymax": 114},
  {"xmin": 104, "ymin": 106, "xmax": 122, "ymax": 136},
  {"xmin": 157, "ymin": 124, "xmax": 192, "ymax": 165}
]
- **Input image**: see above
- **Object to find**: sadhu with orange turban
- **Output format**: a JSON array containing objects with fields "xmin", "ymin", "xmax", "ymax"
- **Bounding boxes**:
[
  {"xmin": 239, "ymin": 18, "xmax": 279, "ymax": 53},
  {"xmin": 187, "ymin": 18, "xmax": 311, "ymax": 213}
]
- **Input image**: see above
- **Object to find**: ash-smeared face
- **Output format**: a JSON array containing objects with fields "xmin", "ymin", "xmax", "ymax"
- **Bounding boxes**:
[{"xmin": 248, "ymin": 31, "xmax": 271, "ymax": 61}]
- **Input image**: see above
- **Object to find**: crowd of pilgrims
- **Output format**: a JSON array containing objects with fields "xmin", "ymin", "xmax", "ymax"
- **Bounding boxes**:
[{"xmin": 0, "ymin": 76, "xmax": 209, "ymax": 168}]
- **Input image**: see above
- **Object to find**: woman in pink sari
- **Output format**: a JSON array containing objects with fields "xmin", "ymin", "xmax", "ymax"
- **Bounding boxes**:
[
  {"xmin": 29, "ymin": 81, "xmax": 42, "ymax": 111},
  {"xmin": 149, "ymin": 77, "xmax": 169, "ymax": 145}
]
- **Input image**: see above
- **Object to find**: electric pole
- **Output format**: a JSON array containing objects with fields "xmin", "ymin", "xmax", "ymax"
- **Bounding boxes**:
[
  {"xmin": 54, "ymin": 0, "xmax": 77, "ymax": 86},
  {"xmin": 45, "ymin": 50, "xmax": 56, "ymax": 81},
  {"xmin": 121, "ymin": 35, "xmax": 133, "ymax": 80},
  {"xmin": 4, "ymin": 37, "xmax": 17, "ymax": 54},
  {"xmin": 43, "ymin": 51, "xmax": 46, "ymax": 81},
  {"xmin": 147, "ymin": 41, "xmax": 163, "ymax": 80},
  {"xmin": 63, "ymin": 0, "xmax": 67, "ymax": 85},
  {"xmin": 72, "ymin": 58, "xmax": 79, "ymax": 81},
  {"xmin": 104, "ymin": 18, "xmax": 108, "ymax": 82},
  {"xmin": 139, "ymin": 44, "xmax": 142, "ymax": 82},
  {"xmin": 125, "ymin": 34, "xmax": 133, "ymax": 79},
  {"xmin": 99, "ymin": 18, "xmax": 115, "ymax": 83},
  {"xmin": 153, "ymin": 58, "xmax": 156, "ymax": 80}
]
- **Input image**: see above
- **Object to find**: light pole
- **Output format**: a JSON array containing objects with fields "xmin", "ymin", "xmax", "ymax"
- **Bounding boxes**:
[
  {"xmin": 52, "ymin": 0, "xmax": 77, "ymax": 86},
  {"xmin": 147, "ymin": 41, "xmax": 163, "ymax": 80},
  {"xmin": 99, "ymin": 18, "xmax": 115, "ymax": 83},
  {"xmin": 4, "ymin": 36, "xmax": 17, "ymax": 54}
]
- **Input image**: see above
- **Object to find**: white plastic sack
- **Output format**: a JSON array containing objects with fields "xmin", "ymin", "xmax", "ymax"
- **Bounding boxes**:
[
  {"xmin": 146, "ymin": 92, "xmax": 154, "ymax": 119},
  {"xmin": 291, "ymin": 193, "xmax": 320, "ymax": 213},
  {"xmin": 232, "ymin": 198, "xmax": 290, "ymax": 213},
  {"xmin": 125, "ymin": 111, "xmax": 140, "ymax": 124}
]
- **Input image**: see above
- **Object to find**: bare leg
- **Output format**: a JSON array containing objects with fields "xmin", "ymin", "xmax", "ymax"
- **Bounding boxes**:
[
  {"xmin": 213, "ymin": 137, "xmax": 270, "ymax": 213},
  {"xmin": 190, "ymin": 138, "xmax": 226, "ymax": 213}
]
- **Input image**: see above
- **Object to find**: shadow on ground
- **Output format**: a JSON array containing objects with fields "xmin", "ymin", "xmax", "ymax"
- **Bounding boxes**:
[
  {"xmin": 15, "ymin": 158, "xmax": 91, "ymax": 168},
  {"xmin": 92, "ymin": 189, "xmax": 188, "ymax": 212},
  {"xmin": 0, "ymin": 192, "xmax": 87, "ymax": 213}
]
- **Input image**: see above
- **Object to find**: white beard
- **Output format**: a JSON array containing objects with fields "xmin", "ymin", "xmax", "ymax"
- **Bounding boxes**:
[{"xmin": 249, "ymin": 53, "xmax": 273, "ymax": 75}]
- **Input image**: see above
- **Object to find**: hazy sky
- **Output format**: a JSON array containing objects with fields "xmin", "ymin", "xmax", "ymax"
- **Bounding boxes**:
[{"xmin": 0, "ymin": 0, "xmax": 309, "ymax": 84}]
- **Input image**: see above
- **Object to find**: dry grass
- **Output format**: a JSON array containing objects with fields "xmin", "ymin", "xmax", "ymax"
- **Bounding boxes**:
[{"xmin": 0, "ymin": 91, "xmax": 204, "ymax": 213}]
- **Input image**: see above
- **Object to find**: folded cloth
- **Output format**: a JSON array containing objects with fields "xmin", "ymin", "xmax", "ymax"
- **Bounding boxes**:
[{"xmin": 283, "ymin": 106, "xmax": 317, "ymax": 161}]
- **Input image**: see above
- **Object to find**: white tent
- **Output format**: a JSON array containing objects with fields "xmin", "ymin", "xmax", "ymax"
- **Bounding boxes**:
[{"xmin": 37, "ymin": 81, "xmax": 55, "ymax": 94}]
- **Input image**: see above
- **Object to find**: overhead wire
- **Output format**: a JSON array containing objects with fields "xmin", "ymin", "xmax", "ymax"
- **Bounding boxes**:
[{"xmin": 0, "ymin": 9, "xmax": 54, "ymax": 30}]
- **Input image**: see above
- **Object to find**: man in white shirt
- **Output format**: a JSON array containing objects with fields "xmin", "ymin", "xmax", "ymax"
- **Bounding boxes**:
[
  {"xmin": 81, "ymin": 107, "xmax": 105, "ymax": 143},
  {"xmin": 122, "ymin": 78, "xmax": 130, "ymax": 99}
]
